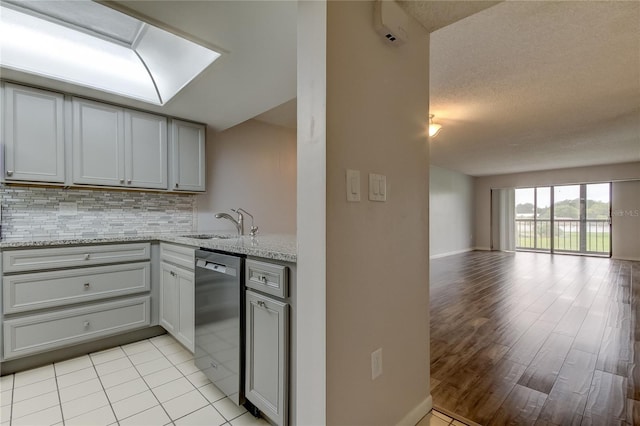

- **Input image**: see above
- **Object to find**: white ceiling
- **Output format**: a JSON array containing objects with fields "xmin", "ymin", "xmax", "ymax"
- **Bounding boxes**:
[
  {"xmin": 420, "ymin": 0, "xmax": 640, "ymax": 176},
  {"xmin": 1, "ymin": 0, "xmax": 297, "ymax": 132}
]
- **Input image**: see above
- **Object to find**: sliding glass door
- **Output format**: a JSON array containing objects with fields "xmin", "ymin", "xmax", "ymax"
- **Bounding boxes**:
[
  {"xmin": 515, "ymin": 187, "xmax": 551, "ymax": 251},
  {"xmin": 515, "ymin": 183, "xmax": 611, "ymax": 256}
]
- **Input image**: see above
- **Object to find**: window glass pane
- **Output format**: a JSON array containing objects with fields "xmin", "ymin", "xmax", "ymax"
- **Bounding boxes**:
[
  {"xmin": 586, "ymin": 183, "xmax": 610, "ymax": 253},
  {"xmin": 586, "ymin": 183, "xmax": 610, "ymax": 219},
  {"xmin": 536, "ymin": 187, "xmax": 551, "ymax": 250},
  {"xmin": 515, "ymin": 188, "xmax": 534, "ymax": 218},
  {"xmin": 554, "ymin": 185, "xmax": 580, "ymax": 251}
]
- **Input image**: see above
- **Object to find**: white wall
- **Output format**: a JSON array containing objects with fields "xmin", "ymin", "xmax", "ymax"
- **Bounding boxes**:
[
  {"xmin": 295, "ymin": 1, "xmax": 327, "ymax": 423},
  {"xmin": 325, "ymin": 2, "xmax": 431, "ymax": 424},
  {"xmin": 612, "ymin": 180, "xmax": 640, "ymax": 261},
  {"xmin": 196, "ymin": 119, "xmax": 296, "ymax": 234},
  {"xmin": 429, "ymin": 166, "xmax": 475, "ymax": 258},
  {"xmin": 474, "ymin": 161, "xmax": 640, "ymax": 258}
]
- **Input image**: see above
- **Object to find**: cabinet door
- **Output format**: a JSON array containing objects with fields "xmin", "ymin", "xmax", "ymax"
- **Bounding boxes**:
[
  {"xmin": 170, "ymin": 119, "xmax": 205, "ymax": 192},
  {"xmin": 124, "ymin": 110, "xmax": 168, "ymax": 189},
  {"xmin": 3, "ymin": 84, "xmax": 65, "ymax": 183},
  {"xmin": 72, "ymin": 98, "xmax": 125, "ymax": 186},
  {"xmin": 159, "ymin": 262, "xmax": 179, "ymax": 334},
  {"xmin": 245, "ymin": 291, "xmax": 288, "ymax": 425},
  {"xmin": 176, "ymin": 268, "xmax": 195, "ymax": 352}
]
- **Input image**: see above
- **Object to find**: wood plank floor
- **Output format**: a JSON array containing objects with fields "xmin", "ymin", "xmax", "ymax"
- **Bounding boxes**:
[{"xmin": 430, "ymin": 251, "xmax": 640, "ymax": 426}]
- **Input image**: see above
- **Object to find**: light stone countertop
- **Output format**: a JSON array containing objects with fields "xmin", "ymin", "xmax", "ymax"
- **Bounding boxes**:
[{"xmin": 0, "ymin": 232, "xmax": 297, "ymax": 263}]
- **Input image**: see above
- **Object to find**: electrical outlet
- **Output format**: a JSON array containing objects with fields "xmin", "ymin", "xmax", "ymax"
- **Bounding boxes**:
[{"xmin": 371, "ymin": 348, "xmax": 383, "ymax": 380}]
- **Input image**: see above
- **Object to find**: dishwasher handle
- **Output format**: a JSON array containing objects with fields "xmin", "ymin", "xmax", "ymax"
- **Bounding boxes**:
[{"xmin": 196, "ymin": 259, "xmax": 237, "ymax": 276}]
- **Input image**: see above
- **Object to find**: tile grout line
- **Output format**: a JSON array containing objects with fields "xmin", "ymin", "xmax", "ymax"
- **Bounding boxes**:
[
  {"xmin": 124, "ymin": 338, "xmax": 177, "ymax": 425},
  {"xmin": 88, "ymin": 349, "xmax": 123, "ymax": 426},
  {"xmin": 144, "ymin": 338, "xmax": 239, "ymax": 425},
  {"xmin": 51, "ymin": 363, "xmax": 66, "ymax": 426}
]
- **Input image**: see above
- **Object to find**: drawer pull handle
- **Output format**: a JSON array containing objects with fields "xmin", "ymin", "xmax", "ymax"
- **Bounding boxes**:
[
  {"xmin": 84, "ymin": 254, "xmax": 91, "ymax": 260},
  {"xmin": 7, "ymin": 170, "xmax": 13, "ymax": 176},
  {"xmin": 175, "ymin": 183, "xmax": 179, "ymax": 188},
  {"xmin": 257, "ymin": 301, "xmax": 267, "ymax": 308},
  {"xmin": 210, "ymin": 362, "xmax": 218, "ymax": 369},
  {"xmin": 83, "ymin": 321, "xmax": 90, "ymax": 328},
  {"xmin": 84, "ymin": 283, "xmax": 90, "ymax": 290}
]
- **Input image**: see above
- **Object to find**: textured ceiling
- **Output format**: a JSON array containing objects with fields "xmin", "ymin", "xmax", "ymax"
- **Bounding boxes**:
[{"xmin": 419, "ymin": 0, "xmax": 640, "ymax": 176}]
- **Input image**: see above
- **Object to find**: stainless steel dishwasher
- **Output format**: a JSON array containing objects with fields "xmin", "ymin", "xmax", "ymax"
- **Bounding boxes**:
[{"xmin": 194, "ymin": 250, "xmax": 245, "ymax": 405}]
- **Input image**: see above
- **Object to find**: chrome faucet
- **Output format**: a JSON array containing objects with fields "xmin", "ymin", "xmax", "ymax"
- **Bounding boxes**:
[
  {"xmin": 214, "ymin": 208, "xmax": 258, "ymax": 236},
  {"xmin": 214, "ymin": 210, "xmax": 243, "ymax": 235},
  {"xmin": 235, "ymin": 208, "xmax": 259, "ymax": 236}
]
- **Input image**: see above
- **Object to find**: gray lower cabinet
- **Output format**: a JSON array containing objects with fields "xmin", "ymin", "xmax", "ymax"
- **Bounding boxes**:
[
  {"xmin": 3, "ymin": 297, "xmax": 150, "ymax": 360},
  {"xmin": 1, "ymin": 243, "xmax": 153, "ymax": 361},
  {"xmin": 245, "ymin": 290, "xmax": 289, "ymax": 426},
  {"xmin": 159, "ymin": 243, "xmax": 195, "ymax": 352}
]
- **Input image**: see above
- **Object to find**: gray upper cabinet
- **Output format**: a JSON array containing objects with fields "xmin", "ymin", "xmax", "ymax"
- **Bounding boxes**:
[
  {"xmin": 2, "ymin": 83, "xmax": 65, "ymax": 183},
  {"xmin": 73, "ymin": 98, "xmax": 168, "ymax": 189},
  {"xmin": 125, "ymin": 110, "xmax": 168, "ymax": 189},
  {"xmin": 72, "ymin": 98, "xmax": 125, "ymax": 187},
  {"xmin": 170, "ymin": 119, "xmax": 206, "ymax": 192}
]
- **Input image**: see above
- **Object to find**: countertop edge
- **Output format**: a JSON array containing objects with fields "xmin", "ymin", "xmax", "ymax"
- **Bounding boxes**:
[{"xmin": 0, "ymin": 234, "xmax": 297, "ymax": 263}]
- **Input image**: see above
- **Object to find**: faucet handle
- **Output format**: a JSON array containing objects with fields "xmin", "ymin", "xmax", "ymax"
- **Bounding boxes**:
[{"xmin": 249, "ymin": 225, "xmax": 259, "ymax": 237}]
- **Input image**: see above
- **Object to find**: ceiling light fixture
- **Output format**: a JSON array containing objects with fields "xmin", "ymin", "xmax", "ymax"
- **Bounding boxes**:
[
  {"xmin": 0, "ymin": 0, "xmax": 221, "ymax": 105},
  {"xmin": 428, "ymin": 114, "xmax": 442, "ymax": 137}
]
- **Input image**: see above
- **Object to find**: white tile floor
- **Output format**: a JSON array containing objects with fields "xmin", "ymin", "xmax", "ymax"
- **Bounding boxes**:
[{"xmin": 0, "ymin": 334, "xmax": 269, "ymax": 426}]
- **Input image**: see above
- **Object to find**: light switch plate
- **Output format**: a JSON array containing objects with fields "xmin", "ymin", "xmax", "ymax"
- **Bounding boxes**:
[
  {"xmin": 369, "ymin": 173, "xmax": 387, "ymax": 202},
  {"xmin": 346, "ymin": 169, "xmax": 361, "ymax": 202}
]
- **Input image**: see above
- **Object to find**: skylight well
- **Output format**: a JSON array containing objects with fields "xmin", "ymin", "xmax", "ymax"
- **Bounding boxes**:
[{"xmin": 0, "ymin": 0, "xmax": 221, "ymax": 105}]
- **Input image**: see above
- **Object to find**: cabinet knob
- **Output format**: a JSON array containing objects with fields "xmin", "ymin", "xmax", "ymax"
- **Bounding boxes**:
[
  {"xmin": 84, "ymin": 254, "xmax": 91, "ymax": 260},
  {"xmin": 127, "ymin": 179, "xmax": 132, "ymax": 184},
  {"xmin": 170, "ymin": 271, "xmax": 176, "ymax": 277},
  {"xmin": 84, "ymin": 283, "xmax": 90, "ymax": 290},
  {"xmin": 6, "ymin": 170, "xmax": 13, "ymax": 177},
  {"xmin": 175, "ymin": 183, "xmax": 179, "ymax": 188},
  {"xmin": 83, "ymin": 321, "xmax": 90, "ymax": 328},
  {"xmin": 257, "ymin": 301, "xmax": 267, "ymax": 308},
  {"xmin": 120, "ymin": 179, "xmax": 125, "ymax": 183},
  {"xmin": 260, "ymin": 276, "xmax": 268, "ymax": 284}
]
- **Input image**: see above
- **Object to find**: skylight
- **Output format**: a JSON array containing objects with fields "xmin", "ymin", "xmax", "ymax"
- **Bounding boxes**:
[{"xmin": 0, "ymin": 1, "xmax": 221, "ymax": 105}]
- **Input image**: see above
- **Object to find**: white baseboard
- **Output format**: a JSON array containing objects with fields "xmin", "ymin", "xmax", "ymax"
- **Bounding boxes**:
[
  {"xmin": 395, "ymin": 395, "xmax": 432, "ymax": 426},
  {"xmin": 474, "ymin": 246, "xmax": 492, "ymax": 251},
  {"xmin": 429, "ymin": 248, "xmax": 473, "ymax": 260}
]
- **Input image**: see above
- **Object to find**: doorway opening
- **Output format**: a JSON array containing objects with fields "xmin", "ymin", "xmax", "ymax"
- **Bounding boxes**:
[{"xmin": 515, "ymin": 182, "xmax": 611, "ymax": 256}]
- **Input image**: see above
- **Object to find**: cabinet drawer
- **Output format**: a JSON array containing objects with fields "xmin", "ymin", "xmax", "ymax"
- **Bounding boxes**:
[
  {"xmin": 3, "ymin": 297, "xmax": 151, "ymax": 360},
  {"xmin": 2, "ymin": 243, "xmax": 151, "ymax": 273},
  {"xmin": 246, "ymin": 259, "xmax": 288, "ymax": 298},
  {"xmin": 160, "ymin": 243, "xmax": 195, "ymax": 270},
  {"xmin": 3, "ymin": 262, "xmax": 151, "ymax": 314}
]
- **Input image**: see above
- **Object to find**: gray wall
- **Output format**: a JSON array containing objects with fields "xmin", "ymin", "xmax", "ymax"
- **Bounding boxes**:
[
  {"xmin": 429, "ymin": 166, "xmax": 475, "ymax": 258},
  {"xmin": 474, "ymin": 161, "xmax": 640, "ymax": 259},
  {"xmin": 196, "ymin": 119, "xmax": 297, "ymax": 234},
  {"xmin": 324, "ymin": 2, "xmax": 431, "ymax": 423}
]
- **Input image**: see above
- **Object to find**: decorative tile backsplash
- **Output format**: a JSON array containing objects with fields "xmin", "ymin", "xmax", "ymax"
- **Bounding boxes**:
[{"xmin": 0, "ymin": 186, "xmax": 196, "ymax": 240}]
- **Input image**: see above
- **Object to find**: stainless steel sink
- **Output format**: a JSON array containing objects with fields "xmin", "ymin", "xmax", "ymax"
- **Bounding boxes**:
[{"xmin": 181, "ymin": 234, "xmax": 233, "ymax": 240}]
